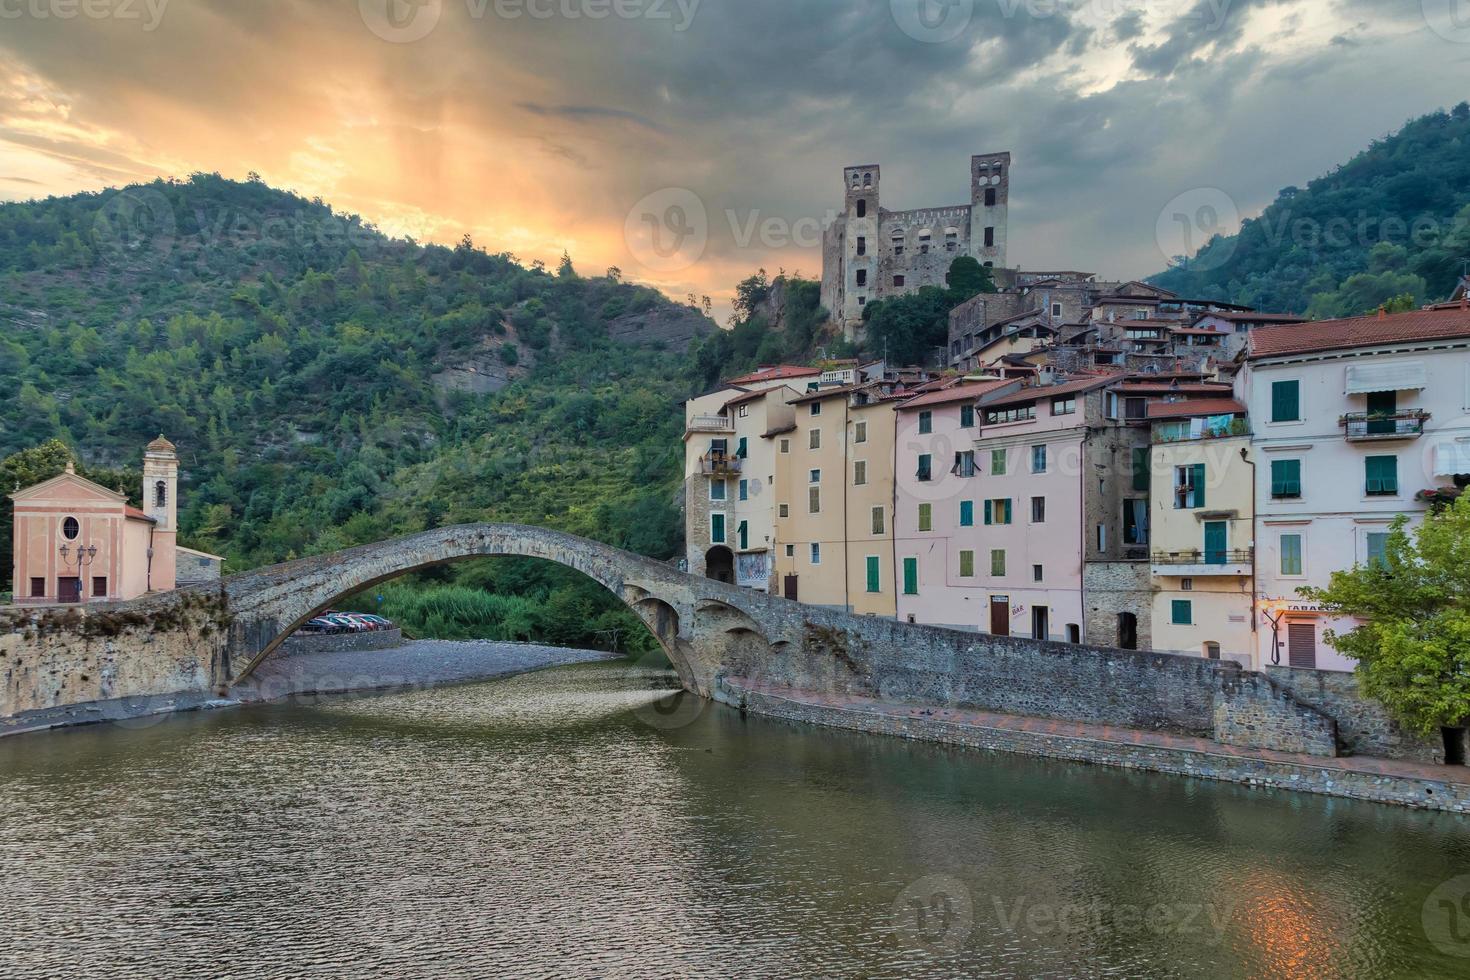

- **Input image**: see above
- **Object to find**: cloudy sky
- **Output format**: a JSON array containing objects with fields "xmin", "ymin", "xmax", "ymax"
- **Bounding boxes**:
[{"xmin": 3, "ymin": 0, "xmax": 1467, "ymax": 319}]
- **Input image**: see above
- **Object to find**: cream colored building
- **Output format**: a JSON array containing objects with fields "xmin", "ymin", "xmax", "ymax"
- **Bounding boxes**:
[
  {"xmin": 773, "ymin": 384, "xmax": 855, "ymax": 609},
  {"xmin": 771, "ymin": 381, "xmax": 902, "ymax": 615},
  {"xmin": 1147, "ymin": 399, "xmax": 1256, "ymax": 665},
  {"xmin": 683, "ymin": 366, "xmax": 818, "ymax": 590}
]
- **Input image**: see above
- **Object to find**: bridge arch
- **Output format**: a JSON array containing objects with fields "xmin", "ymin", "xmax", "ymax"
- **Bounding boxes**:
[{"xmin": 219, "ymin": 524, "xmax": 706, "ymax": 694}]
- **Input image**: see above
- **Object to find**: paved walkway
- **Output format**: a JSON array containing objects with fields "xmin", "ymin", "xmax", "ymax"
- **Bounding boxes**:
[{"xmin": 727, "ymin": 678, "xmax": 1470, "ymax": 787}]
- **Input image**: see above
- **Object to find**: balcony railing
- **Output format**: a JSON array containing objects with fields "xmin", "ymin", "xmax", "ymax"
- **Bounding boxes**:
[
  {"xmin": 687, "ymin": 413, "xmax": 733, "ymax": 433},
  {"xmin": 1152, "ymin": 548, "xmax": 1254, "ymax": 569},
  {"xmin": 1340, "ymin": 410, "xmax": 1429, "ymax": 441},
  {"xmin": 700, "ymin": 452, "xmax": 743, "ymax": 477}
]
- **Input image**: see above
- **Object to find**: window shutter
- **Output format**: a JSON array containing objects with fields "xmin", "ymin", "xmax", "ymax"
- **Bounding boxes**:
[
  {"xmin": 1171, "ymin": 599, "xmax": 1191, "ymax": 625},
  {"xmin": 866, "ymin": 556, "xmax": 881, "ymax": 593},
  {"xmin": 1003, "ymin": 499, "xmax": 1013, "ymax": 524},
  {"xmin": 984, "ymin": 500, "xmax": 993, "ymax": 525},
  {"xmin": 1271, "ymin": 380, "xmax": 1299, "ymax": 422},
  {"xmin": 959, "ymin": 551, "xmax": 974, "ymax": 577},
  {"xmin": 1191, "ymin": 463, "xmax": 1207, "ymax": 508},
  {"xmin": 903, "ymin": 558, "xmax": 918, "ymax": 595},
  {"xmin": 1132, "ymin": 447, "xmax": 1149, "ymax": 491},
  {"xmin": 736, "ymin": 437, "xmax": 748, "ymax": 459},
  {"xmin": 960, "ymin": 500, "xmax": 973, "ymax": 526}
]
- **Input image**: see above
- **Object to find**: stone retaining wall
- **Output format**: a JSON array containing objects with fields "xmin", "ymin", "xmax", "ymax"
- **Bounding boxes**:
[
  {"xmin": 278, "ymin": 628, "xmax": 404, "ymax": 657},
  {"xmin": 1267, "ymin": 665, "xmax": 1442, "ymax": 764},
  {"xmin": 735, "ymin": 686, "xmax": 1470, "ymax": 814}
]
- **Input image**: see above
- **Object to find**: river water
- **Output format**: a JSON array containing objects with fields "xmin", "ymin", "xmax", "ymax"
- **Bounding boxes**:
[{"xmin": 2, "ymin": 660, "xmax": 1468, "ymax": 978}]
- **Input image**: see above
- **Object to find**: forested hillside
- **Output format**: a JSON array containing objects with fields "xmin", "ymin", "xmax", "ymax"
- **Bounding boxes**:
[
  {"xmin": 0, "ymin": 174, "xmax": 726, "ymax": 650},
  {"xmin": 1151, "ymin": 104, "xmax": 1470, "ymax": 316}
]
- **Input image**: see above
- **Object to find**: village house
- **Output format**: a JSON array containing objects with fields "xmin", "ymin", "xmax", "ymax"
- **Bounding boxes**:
[
  {"xmin": 682, "ymin": 365, "xmax": 819, "ymax": 589},
  {"xmin": 1146, "ymin": 398, "xmax": 1255, "ymax": 666},
  {"xmin": 7, "ymin": 436, "xmax": 219, "ymax": 605},
  {"xmin": 892, "ymin": 377, "xmax": 1021, "ymax": 629},
  {"xmin": 1242, "ymin": 303, "xmax": 1470, "ymax": 671}
]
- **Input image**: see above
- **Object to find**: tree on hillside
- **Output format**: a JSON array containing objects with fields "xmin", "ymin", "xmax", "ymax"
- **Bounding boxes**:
[
  {"xmin": 861, "ymin": 257, "xmax": 997, "ymax": 365},
  {"xmin": 1299, "ymin": 495, "xmax": 1470, "ymax": 741}
]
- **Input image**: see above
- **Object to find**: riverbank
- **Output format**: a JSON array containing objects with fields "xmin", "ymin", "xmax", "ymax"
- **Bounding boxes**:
[
  {"xmin": 722, "ymin": 678, "xmax": 1470, "ymax": 814},
  {"xmin": 0, "ymin": 640, "xmax": 621, "ymax": 737}
]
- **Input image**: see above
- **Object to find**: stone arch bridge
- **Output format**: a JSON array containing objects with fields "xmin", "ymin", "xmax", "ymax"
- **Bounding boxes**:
[{"xmin": 3, "ymin": 524, "xmax": 1346, "ymax": 761}]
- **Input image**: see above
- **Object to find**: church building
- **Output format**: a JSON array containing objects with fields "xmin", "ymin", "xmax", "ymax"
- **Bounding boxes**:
[{"xmin": 7, "ymin": 436, "xmax": 216, "ymax": 605}]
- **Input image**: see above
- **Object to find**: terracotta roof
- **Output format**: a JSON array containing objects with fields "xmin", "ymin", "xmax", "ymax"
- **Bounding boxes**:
[
  {"xmin": 898, "ymin": 379, "xmax": 1015, "ymax": 411},
  {"xmin": 1147, "ymin": 398, "xmax": 1246, "ymax": 420},
  {"xmin": 788, "ymin": 383, "xmax": 863, "ymax": 405},
  {"xmin": 1168, "ymin": 327, "xmax": 1228, "ymax": 337},
  {"xmin": 1248, "ymin": 307, "xmax": 1470, "ymax": 359},
  {"xmin": 124, "ymin": 506, "xmax": 156, "ymax": 523},
  {"xmin": 1116, "ymin": 382, "xmax": 1233, "ymax": 394},
  {"xmin": 724, "ymin": 365, "xmax": 821, "ymax": 385},
  {"xmin": 977, "ymin": 374, "xmax": 1117, "ymax": 410},
  {"xmin": 724, "ymin": 388, "xmax": 773, "ymax": 408},
  {"xmin": 146, "ymin": 434, "xmax": 176, "ymax": 452}
]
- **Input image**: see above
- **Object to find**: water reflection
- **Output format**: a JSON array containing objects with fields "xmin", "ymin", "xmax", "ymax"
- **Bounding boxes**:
[{"xmin": 1, "ymin": 662, "xmax": 1466, "ymax": 978}]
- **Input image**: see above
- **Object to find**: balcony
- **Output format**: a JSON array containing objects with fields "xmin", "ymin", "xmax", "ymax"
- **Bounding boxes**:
[
  {"xmin": 1340, "ymin": 410, "xmax": 1428, "ymax": 441},
  {"xmin": 1151, "ymin": 548, "xmax": 1253, "ymax": 577},
  {"xmin": 700, "ymin": 452, "xmax": 743, "ymax": 478},
  {"xmin": 687, "ymin": 413, "xmax": 734, "ymax": 434}
]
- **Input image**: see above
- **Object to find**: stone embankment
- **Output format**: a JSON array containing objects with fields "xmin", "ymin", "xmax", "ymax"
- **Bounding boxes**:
[{"xmin": 0, "ymin": 640, "xmax": 616, "ymax": 737}]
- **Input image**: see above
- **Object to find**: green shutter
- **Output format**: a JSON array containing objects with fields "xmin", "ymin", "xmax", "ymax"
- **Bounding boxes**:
[
  {"xmin": 919, "ymin": 503, "xmax": 932, "ymax": 532},
  {"xmin": 960, "ymin": 404, "xmax": 975, "ymax": 428},
  {"xmin": 736, "ymin": 437, "xmax": 748, "ymax": 459},
  {"xmin": 1366, "ymin": 533, "xmax": 1389, "ymax": 569},
  {"xmin": 1204, "ymin": 521, "xmax": 1227, "ymax": 564},
  {"xmin": 903, "ymin": 558, "xmax": 918, "ymax": 595},
  {"xmin": 711, "ymin": 513, "xmax": 725, "ymax": 544},
  {"xmin": 1191, "ymin": 463, "xmax": 1207, "ymax": 508},
  {"xmin": 1171, "ymin": 599, "xmax": 1192, "ymax": 625},
  {"xmin": 959, "ymin": 551, "xmax": 974, "ymax": 577},
  {"xmin": 1002, "ymin": 499, "xmax": 1013, "ymax": 525},
  {"xmin": 990, "ymin": 550, "xmax": 1006, "ymax": 576},
  {"xmin": 1271, "ymin": 380, "xmax": 1300, "ymax": 422},
  {"xmin": 1132, "ymin": 447, "xmax": 1150, "ymax": 491},
  {"xmin": 1280, "ymin": 534, "xmax": 1302, "ymax": 576},
  {"xmin": 866, "ymin": 556, "xmax": 881, "ymax": 593},
  {"xmin": 984, "ymin": 500, "xmax": 993, "ymax": 525},
  {"xmin": 1366, "ymin": 456, "xmax": 1398, "ymax": 495},
  {"xmin": 1271, "ymin": 459, "xmax": 1301, "ymax": 498},
  {"xmin": 738, "ymin": 521, "xmax": 748, "ymax": 550},
  {"xmin": 960, "ymin": 500, "xmax": 974, "ymax": 527}
]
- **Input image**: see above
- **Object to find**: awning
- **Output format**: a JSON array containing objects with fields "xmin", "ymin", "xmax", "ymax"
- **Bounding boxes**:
[
  {"xmin": 1345, "ymin": 361, "xmax": 1427, "ymax": 394},
  {"xmin": 1434, "ymin": 443, "xmax": 1470, "ymax": 476}
]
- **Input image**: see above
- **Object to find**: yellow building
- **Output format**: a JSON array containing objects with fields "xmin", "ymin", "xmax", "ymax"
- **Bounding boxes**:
[
  {"xmin": 772, "ymin": 380, "xmax": 901, "ymax": 614},
  {"xmin": 1147, "ymin": 398, "xmax": 1256, "ymax": 665}
]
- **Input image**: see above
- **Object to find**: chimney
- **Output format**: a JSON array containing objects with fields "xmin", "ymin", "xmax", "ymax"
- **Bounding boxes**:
[{"xmin": 1377, "ymin": 305, "xmax": 1387, "ymax": 320}]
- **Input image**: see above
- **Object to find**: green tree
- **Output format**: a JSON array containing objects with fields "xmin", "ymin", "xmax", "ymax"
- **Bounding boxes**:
[{"xmin": 1300, "ymin": 496, "xmax": 1470, "ymax": 738}]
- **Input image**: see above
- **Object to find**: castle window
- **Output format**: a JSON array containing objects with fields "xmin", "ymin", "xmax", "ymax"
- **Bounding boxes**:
[
  {"xmin": 155, "ymin": 481, "xmax": 167, "ymax": 508},
  {"xmin": 61, "ymin": 517, "xmax": 80, "ymax": 541},
  {"xmin": 984, "ymin": 227, "xmax": 995, "ymax": 248},
  {"xmin": 985, "ymin": 187, "xmax": 997, "ymax": 207},
  {"xmin": 855, "ymin": 269, "xmax": 867, "ymax": 287},
  {"xmin": 856, "ymin": 199, "xmax": 867, "ymax": 218},
  {"xmin": 858, "ymin": 296, "xmax": 866, "ymax": 305},
  {"xmin": 863, "ymin": 173, "xmax": 872, "ymax": 187},
  {"xmin": 893, "ymin": 275, "xmax": 905, "ymax": 287},
  {"xmin": 856, "ymin": 236, "xmax": 866, "ymax": 256}
]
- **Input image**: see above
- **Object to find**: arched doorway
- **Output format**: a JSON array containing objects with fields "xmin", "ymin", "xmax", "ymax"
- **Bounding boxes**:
[{"xmin": 704, "ymin": 546, "xmax": 734, "ymax": 585}]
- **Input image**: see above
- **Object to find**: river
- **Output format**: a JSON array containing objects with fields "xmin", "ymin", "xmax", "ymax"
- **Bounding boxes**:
[{"xmin": 2, "ymin": 660, "xmax": 1467, "ymax": 978}]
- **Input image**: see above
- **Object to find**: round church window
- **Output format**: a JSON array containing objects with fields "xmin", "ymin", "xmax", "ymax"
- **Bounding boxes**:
[{"xmin": 62, "ymin": 517, "xmax": 80, "ymax": 540}]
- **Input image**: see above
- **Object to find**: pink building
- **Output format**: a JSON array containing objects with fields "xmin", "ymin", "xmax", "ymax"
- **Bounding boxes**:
[
  {"xmin": 962, "ymin": 376, "xmax": 1118, "ymax": 641},
  {"xmin": 9, "ymin": 437, "xmax": 179, "ymax": 605},
  {"xmin": 893, "ymin": 378, "xmax": 1019, "ymax": 630}
]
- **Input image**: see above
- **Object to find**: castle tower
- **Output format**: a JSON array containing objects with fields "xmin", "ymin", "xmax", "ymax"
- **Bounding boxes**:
[
  {"xmin": 143, "ymin": 434, "xmax": 178, "ymax": 591},
  {"xmin": 970, "ymin": 152, "xmax": 1011, "ymax": 269},
  {"xmin": 842, "ymin": 164, "xmax": 880, "ymax": 331}
]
